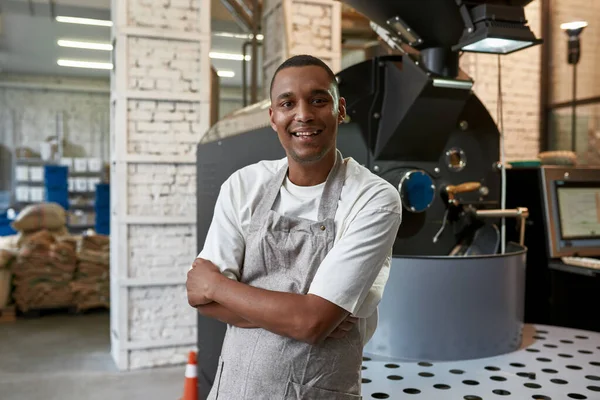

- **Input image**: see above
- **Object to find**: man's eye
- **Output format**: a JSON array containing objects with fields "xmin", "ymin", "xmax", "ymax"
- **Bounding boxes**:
[
  {"xmin": 281, "ymin": 102, "xmax": 292, "ymax": 108},
  {"xmin": 313, "ymin": 98, "xmax": 327, "ymax": 104}
]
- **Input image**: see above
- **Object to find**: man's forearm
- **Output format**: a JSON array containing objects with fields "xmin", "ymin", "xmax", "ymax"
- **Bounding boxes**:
[
  {"xmin": 209, "ymin": 274, "xmax": 346, "ymax": 344},
  {"xmin": 196, "ymin": 302, "xmax": 258, "ymax": 329}
]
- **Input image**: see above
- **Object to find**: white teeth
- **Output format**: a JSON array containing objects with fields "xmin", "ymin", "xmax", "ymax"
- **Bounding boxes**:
[{"xmin": 294, "ymin": 131, "xmax": 318, "ymax": 136}]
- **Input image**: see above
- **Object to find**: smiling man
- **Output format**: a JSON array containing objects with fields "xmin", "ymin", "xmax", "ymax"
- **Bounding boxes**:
[{"xmin": 186, "ymin": 55, "xmax": 402, "ymax": 399}]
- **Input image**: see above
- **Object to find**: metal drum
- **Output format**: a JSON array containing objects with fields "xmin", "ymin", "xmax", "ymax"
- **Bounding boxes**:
[{"xmin": 365, "ymin": 243, "xmax": 527, "ymax": 361}]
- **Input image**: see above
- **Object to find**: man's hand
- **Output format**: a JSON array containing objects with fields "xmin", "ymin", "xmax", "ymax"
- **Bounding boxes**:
[
  {"xmin": 186, "ymin": 258, "xmax": 222, "ymax": 307},
  {"xmin": 327, "ymin": 315, "xmax": 358, "ymax": 339}
]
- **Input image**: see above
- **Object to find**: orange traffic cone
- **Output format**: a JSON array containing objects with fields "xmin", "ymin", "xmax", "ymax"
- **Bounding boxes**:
[{"xmin": 182, "ymin": 350, "xmax": 198, "ymax": 400}]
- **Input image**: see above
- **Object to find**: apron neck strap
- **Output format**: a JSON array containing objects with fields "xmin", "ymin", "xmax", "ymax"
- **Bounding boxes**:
[{"xmin": 254, "ymin": 149, "xmax": 346, "ymax": 222}]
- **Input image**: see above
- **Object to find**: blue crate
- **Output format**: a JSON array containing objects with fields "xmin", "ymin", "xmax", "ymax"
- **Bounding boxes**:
[
  {"xmin": 95, "ymin": 212, "xmax": 110, "ymax": 226},
  {"xmin": 0, "ymin": 222, "xmax": 16, "ymax": 236},
  {"xmin": 46, "ymin": 187, "xmax": 69, "ymax": 210},
  {"xmin": 44, "ymin": 165, "xmax": 69, "ymax": 189},
  {"xmin": 95, "ymin": 183, "xmax": 110, "ymax": 208},
  {"xmin": 95, "ymin": 222, "xmax": 110, "ymax": 235}
]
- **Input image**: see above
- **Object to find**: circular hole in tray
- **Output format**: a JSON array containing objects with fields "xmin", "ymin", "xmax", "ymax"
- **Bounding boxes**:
[
  {"xmin": 537, "ymin": 357, "xmax": 552, "ymax": 363},
  {"xmin": 371, "ymin": 393, "xmax": 389, "ymax": 399},
  {"xmin": 542, "ymin": 369, "xmax": 558, "ymax": 374},
  {"xmin": 463, "ymin": 380, "xmax": 479, "ymax": 386},
  {"xmin": 579, "ymin": 350, "xmax": 593, "ymax": 354},
  {"xmin": 511, "ymin": 363, "xmax": 526, "ymax": 368},
  {"xmin": 492, "ymin": 389, "xmax": 511, "ymax": 396},
  {"xmin": 559, "ymin": 354, "xmax": 574, "ymax": 358},
  {"xmin": 491, "ymin": 376, "xmax": 507, "ymax": 382},
  {"xmin": 419, "ymin": 372, "xmax": 434, "ymax": 378},
  {"xmin": 486, "ymin": 366, "xmax": 501, "ymax": 371},
  {"xmin": 533, "ymin": 336, "xmax": 546, "ymax": 340},
  {"xmin": 551, "ymin": 378, "xmax": 568, "ymax": 385},
  {"xmin": 363, "ymin": 357, "xmax": 372, "ymax": 361},
  {"xmin": 418, "ymin": 362, "xmax": 433, "ymax": 367},
  {"xmin": 525, "ymin": 383, "xmax": 542, "ymax": 389},
  {"xmin": 517, "ymin": 372, "xmax": 533, "ymax": 378},
  {"xmin": 585, "ymin": 375, "xmax": 600, "ymax": 381},
  {"xmin": 362, "ymin": 366, "xmax": 367, "ymax": 370},
  {"xmin": 384, "ymin": 363, "xmax": 399, "ymax": 369},
  {"xmin": 537, "ymin": 330, "xmax": 549, "ymax": 334},
  {"xmin": 567, "ymin": 365, "xmax": 583, "ymax": 370},
  {"xmin": 403, "ymin": 388, "xmax": 420, "ymax": 395},
  {"xmin": 434, "ymin": 384, "xmax": 450, "ymax": 390},
  {"xmin": 590, "ymin": 362, "xmax": 600, "ymax": 367},
  {"xmin": 464, "ymin": 396, "xmax": 482, "ymax": 400},
  {"xmin": 450, "ymin": 369, "xmax": 465, "ymax": 375},
  {"xmin": 387, "ymin": 375, "xmax": 403, "ymax": 381},
  {"xmin": 532, "ymin": 396, "xmax": 551, "ymax": 399},
  {"xmin": 362, "ymin": 378, "xmax": 371, "ymax": 384},
  {"xmin": 526, "ymin": 348, "xmax": 541, "ymax": 353},
  {"xmin": 561, "ymin": 339, "xmax": 574, "ymax": 344},
  {"xmin": 575, "ymin": 335, "xmax": 589, "ymax": 339},
  {"xmin": 567, "ymin": 394, "xmax": 587, "ymax": 399},
  {"xmin": 544, "ymin": 344, "xmax": 557, "ymax": 348},
  {"xmin": 587, "ymin": 386, "xmax": 600, "ymax": 392}
]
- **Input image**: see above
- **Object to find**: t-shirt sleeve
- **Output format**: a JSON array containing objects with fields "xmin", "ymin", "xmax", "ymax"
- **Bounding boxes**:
[
  {"xmin": 195, "ymin": 177, "xmax": 245, "ymax": 281},
  {"xmin": 307, "ymin": 198, "xmax": 402, "ymax": 316}
]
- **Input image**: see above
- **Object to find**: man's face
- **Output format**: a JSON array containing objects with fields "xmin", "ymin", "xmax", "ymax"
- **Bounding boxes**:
[{"xmin": 269, "ymin": 65, "xmax": 346, "ymax": 165}]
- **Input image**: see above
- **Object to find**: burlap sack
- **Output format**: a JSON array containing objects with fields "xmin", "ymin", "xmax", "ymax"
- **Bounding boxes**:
[
  {"xmin": 0, "ymin": 249, "xmax": 16, "ymax": 269},
  {"xmin": 11, "ymin": 203, "xmax": 67, "ymax": 233}
]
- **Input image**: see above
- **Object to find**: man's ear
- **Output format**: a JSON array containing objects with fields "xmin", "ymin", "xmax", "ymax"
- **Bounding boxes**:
[
  {"xmin": 337, "ymin": 97, "xmax": 347, "ymax": 124},
  {"xmin": 269, "ymin": 107, "xmax": 277, "ymax": 131}
]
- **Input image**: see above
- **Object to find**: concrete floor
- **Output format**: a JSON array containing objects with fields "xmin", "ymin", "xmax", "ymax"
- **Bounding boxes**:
[{"xmin": 0, "ymin": 311, "xmax": 186, "ymax": 400}]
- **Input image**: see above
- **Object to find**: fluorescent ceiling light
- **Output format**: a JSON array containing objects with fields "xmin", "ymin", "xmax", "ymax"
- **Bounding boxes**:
[
  {"xmin": 213, "ymin": 32, "xmax": 264, "ymax": 40},
  {"xmin": 210, "ymin": 52, "xmax": 250, "ymax": 61},
  {"xmin": 58, "ymin": 59, "xmax": 113, "ymax": 70},
  {"xmin": 58, "ymin": 40, "xmax": 113, "ymax": 51},
  {"xmin": 217, "ymin": 70, "xmax": 235, "ymax": 78},
  {"xmin": 560, "ymin": 21, "xmax": 588, "ymax": 30},
  {"xmin": 56, "ymin": 16, "xmax": 113, "ymax": 27}
]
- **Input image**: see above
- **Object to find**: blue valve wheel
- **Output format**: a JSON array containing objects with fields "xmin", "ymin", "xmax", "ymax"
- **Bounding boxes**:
[{"xmin": 398, "ymin": 170, "xmax": 436, "ymax": 213}]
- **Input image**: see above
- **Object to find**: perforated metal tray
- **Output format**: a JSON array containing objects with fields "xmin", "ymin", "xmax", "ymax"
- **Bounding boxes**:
[{"xmin": 361, "ymin": 324, "xmax": 600, "ymax": 399}]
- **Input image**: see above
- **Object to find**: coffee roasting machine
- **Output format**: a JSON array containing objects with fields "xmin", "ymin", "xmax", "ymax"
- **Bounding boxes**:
[{"xmin": 194, "ymin": 1, "xmax": 600, "ymax": 399}]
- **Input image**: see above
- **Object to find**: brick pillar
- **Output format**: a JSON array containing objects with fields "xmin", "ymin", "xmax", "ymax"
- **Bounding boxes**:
[
  {"xmin": 262, "ymin": 0, "xmax": 342, "ymax": 99},
  {"xmin": 459, "ymin": 1, "xmax": 541, "ymax": 161},
  {"xmin": 110, "ymin": 0, "xmax": 211, "ymax": 370}
]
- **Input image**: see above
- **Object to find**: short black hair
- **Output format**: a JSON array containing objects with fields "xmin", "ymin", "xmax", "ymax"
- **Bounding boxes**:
[{"xmin": 269, "ymin": 54, "xmax": 339, "ymax": 100}]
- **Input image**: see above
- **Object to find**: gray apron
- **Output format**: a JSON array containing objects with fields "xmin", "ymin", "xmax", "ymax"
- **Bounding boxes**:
[{"xmin": 208, "ymin": 150, "xmax": 363, "ymax": 400}]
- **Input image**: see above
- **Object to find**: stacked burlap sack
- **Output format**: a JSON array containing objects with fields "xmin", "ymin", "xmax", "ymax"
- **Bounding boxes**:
[
  {"xmin": 70, "ymin": 234, "xmax": 110, "ymax": 311},
  {"xmin": 9, "ymin": 203, "xmax": 76, "ymax": 311},
  {"xmin": 0, "ymin": 249, "xmax": 17, "ymax": 308}
]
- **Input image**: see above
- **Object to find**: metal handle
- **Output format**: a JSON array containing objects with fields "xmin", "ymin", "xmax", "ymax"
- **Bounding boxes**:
[
  {"xmin": 446, "ymin": 182, "xmax": 482, "ymax": 203},
  {"xmin": 475, "ymin": 207, "xmax": 530, "ymax": 246}
]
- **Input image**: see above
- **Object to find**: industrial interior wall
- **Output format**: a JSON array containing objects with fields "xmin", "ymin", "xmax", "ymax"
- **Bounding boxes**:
[
  {"xmin": 549, "ymin": 0, "xmax": 600, "ymax": 164},
  {"xmin": 459, "ymin": 1, "xmax": 542, "ymax": 162},
  {"xmin": 262, "ymin": 0, "xmax": 342, "ymax": 99},
  {"xmin": 0, "ymin": 74, "xmax": 110, "ymax": 162},
  {"xmin": 110, "ymin": 0, "xmax": 211, "ymax": 370}
]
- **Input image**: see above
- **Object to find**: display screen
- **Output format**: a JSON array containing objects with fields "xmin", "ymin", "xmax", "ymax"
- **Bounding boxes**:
[{"xmin": 556, "ymin": 186, "xmax": 600, "ymax": 239}]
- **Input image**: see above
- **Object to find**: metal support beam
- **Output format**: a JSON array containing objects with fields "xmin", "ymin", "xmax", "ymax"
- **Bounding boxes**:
[
  {"xmin": 250, "ymin": 0, "xmax": 261, "ymax": 103},
  {"xmin": 219, "ymin": 0, "xmax": 253, "ymax": 31}
]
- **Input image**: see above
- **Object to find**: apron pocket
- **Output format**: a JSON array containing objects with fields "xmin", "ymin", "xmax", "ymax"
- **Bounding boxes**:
[
  {"xmin": 212, "ymin": 357, "xmax": 225, "ymax": 400},
  {"xmin": 284, "ymin": 381, "xmax": 362, "ymax": 400}
]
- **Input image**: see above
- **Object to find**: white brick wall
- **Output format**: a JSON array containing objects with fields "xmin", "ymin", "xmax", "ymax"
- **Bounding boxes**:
[
  {"xmin": 0, "ymin": 74, "xmax": 110, "ymax": 161},
  {"xmin": 127, "ymin": 164, "xmax": 196, "ymax": 216},
  {"xmin": 291, "ymin": 2, "xmax": 333, "ymax": 54},
  {"xmin": 130, "ymin": 345, "xmax": 195, "ymax": 369},
  {"xmin": 128, "ymin": 38, "xmax": 203, "ymax": 93},
  {"xmin": 127, "ymin": 100, "xmax": 202, "ymax": 156},
  {"xmin": 460, "ymin": 1, "xmax": 541, "ymax": 161},
  {"xmin": 128, "ymin": 225, "xmax": 196, "ymax": 278},
  {"xmin": 129, "ymin": 286, "xmax": 196, "ymax": 342},
  {"xmin": 128, "ymin": 0, "xmax": 202, "ymax": 32}
]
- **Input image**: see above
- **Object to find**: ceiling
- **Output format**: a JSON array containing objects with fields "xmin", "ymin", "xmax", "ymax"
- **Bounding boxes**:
[{"xmin": 0, "ymin": 0, "xmax": 262, "ymax": 87}]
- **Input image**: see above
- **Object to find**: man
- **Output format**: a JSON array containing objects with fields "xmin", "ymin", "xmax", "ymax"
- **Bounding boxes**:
[{"xmin": 187, "ymin": 54, "xmax": 402, "ymax": 399}]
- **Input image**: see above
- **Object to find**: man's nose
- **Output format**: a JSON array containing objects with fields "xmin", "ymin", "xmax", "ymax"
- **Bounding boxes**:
[{"xmin": 295, "ymin": 101, "xmax": 314, "ymax": 122}]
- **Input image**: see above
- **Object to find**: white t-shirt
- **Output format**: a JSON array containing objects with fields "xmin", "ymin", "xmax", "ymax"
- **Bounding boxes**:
[{"xmin": 197, "ymin": 155, "xmax": 402, "ymax": 345}]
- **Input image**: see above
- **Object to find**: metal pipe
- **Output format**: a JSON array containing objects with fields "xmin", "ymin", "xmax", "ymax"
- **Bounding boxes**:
[
  {"xmin": 219, "ymin": 0, "xmax": 253, "ymax": 31},
  {"xmin": 242, "ymin": 41, "xmax": 252, "ymax": 107},
  {"xmin": 475, "ymin": 207, "xmax": 529, "ymax": 219},
  {"xmin": 250, "ymin": 0, "xmax": 260, "ymax": 103}
]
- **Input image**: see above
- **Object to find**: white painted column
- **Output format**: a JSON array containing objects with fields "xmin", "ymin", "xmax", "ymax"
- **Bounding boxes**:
[
  {"xmin": 262, "ymin": 0, "xmax": 342, "ymax": 99},
  {"xmin": 110, "ymin": 0, "xmax": 211, "ymax": 370}
]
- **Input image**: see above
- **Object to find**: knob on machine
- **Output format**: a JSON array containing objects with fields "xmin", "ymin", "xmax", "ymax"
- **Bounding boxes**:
[{"xmin": 398, "ymin": 170, "xmax": 436, "ymax": 213}]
